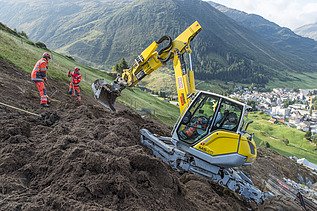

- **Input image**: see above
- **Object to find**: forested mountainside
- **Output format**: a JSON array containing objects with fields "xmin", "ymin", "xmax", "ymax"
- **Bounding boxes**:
[{"xmin": 1, "ymin": 0, "xmax": 317, "ymax": 85}]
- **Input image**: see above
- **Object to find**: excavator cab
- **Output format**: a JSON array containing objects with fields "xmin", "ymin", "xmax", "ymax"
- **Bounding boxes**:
[
  {"xmin": 141, "ymin": 91, "xmax": 265, "ymax": 203},
  {"xmin": 173, "ymin": 91, "xmax": 256, "ymax": 168}
]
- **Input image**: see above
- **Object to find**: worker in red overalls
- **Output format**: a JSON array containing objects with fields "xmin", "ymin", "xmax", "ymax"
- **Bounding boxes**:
[
  {"xmin": 31, "ymin": 52, "xmax": 51, "ymax": 107},
  {"xmin": 68, "ymin": 67, "xmax": 82, "ymax": 102}
]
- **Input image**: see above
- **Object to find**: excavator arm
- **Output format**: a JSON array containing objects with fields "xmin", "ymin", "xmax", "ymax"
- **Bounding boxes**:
[
  {"xmin": 92, "ymin": 21, "xmax": 202, "ymax": 113},
  {"xmin": 92, "ymin": 21, "xmax": 271, "ymax": 204}
]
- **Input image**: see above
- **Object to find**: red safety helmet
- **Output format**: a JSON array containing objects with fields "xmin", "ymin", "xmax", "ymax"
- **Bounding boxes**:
[
  {"xmin": 74, "ymin": 67, "xmax": 80, "ymax": 72},
  {"xmin": 42, "ymin": 52, "xmax": 51, "ymax": 60}
]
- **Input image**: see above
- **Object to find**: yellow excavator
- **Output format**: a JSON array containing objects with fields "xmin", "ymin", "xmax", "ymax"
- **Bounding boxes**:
[{"xmin": 92, "ymin": 21, "xmax": 270, "ymax": 203}]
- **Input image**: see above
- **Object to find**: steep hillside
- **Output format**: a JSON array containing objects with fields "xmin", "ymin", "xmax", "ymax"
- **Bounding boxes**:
[
  {"xmin": 295, "ymin": 23, "xmax": 317, "ymax": 41},
  {"xmin": 0, "ymin": 58, "xmax": 250, "ymax": 210},
  {"xmin": 0, "ymin": 22, "xmax": 179, "ymax": 126},
  {"xmin": 1, "ymin": 0, "xmax": 317, "ymax": 85},
  {"xmin": 1, "ymin": 20, "xmax": 317, "ymax": 210},
  {"xmin": 0, "ymin": 38, "xmax": 313, "ymax": 211}
]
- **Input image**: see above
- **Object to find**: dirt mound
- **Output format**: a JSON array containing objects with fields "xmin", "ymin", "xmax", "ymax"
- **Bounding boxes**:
[
  {"xmin": 1, "ymin": 59, "xmax": 313, "ymax": 210},
  {"xmin": 0, "ymin": 59, "xmax": 250, "ymax": 210},
  {"xmin": 258, "ymin": 195, "xmax": 304, "ymax": 211},
  {"xmin": 0, "ymin": 105, "xmax": 245, "ymax": 210},
  {"xmin": 243, "ymin": 148, "xmax": 317, "ymax": 189}
]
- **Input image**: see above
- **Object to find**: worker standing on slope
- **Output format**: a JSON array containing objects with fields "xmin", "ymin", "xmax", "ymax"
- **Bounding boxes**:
[
  {"xmin": 68, "ymin": 67, "xmax": 82, "ymax": 102},
  {"xmin": 31, "ymin": 52, "xmax": 51, "ymax": 107}
]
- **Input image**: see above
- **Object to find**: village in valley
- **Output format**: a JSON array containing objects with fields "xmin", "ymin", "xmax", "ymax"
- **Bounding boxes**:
[
  {"xmin": 230, "ymin": 87, "xmax": 317, "ymax": 143},
  {"xmin": 229, "ymin": 87, "xmax": 317, "ymax": 200}
]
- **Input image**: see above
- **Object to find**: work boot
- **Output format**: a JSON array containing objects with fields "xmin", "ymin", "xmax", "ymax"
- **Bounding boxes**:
[{"xmin": 41, "ymin": 104, "xmax": 49, "ymax": 108}]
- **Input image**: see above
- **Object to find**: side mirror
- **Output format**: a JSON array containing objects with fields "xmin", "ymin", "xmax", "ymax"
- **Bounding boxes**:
[
  {"xmin": 244, "ymin": 120, "xmax": 253, "ymax": 131},
  {"xmin": 181, "ymin": 111, "xmax": 192, "ymax": 124}
]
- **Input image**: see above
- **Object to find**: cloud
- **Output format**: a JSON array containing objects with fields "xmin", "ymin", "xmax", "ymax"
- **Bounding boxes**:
[{"xmin": 210, "ymin": 0, "xmax": 317, "ymax": 29}]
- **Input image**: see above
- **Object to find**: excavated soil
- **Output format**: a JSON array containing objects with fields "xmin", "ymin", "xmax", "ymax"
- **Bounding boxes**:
[
  {"xmin": 245, "ymin": 148, "xmax": 317, "ymax": 190},
  {"xmin": 0, "ymin": 59, "xmax": 315, "ymax": 210}
]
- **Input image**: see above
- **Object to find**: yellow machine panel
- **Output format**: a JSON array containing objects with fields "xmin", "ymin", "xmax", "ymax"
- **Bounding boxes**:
[
  {"xmin": 193, "ymin": 130, "xmax": 257, "ymax": 164},
  {"xmin": 194, "ymin": 130, "xmax": 239, "ymax": 156},
  {"xmin": 238, "ymin": 135, "xmax": 257, "ymax": 163}
]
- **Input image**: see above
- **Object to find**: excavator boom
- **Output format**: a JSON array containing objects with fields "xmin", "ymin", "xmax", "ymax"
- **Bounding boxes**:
[{"xmin": 92, "ymin": 21, "xmax": 201, "ymax": 113}]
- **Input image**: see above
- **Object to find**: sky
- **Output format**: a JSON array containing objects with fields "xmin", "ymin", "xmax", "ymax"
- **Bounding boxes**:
[{"xmin": 210, "ymin": 0, "xmax": 317, "ymax": 30}]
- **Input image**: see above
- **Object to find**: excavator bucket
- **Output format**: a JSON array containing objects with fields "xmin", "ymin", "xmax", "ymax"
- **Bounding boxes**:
[{"xmin": 91, "ymin": 79, "xmax": 120, "ymax": 111}]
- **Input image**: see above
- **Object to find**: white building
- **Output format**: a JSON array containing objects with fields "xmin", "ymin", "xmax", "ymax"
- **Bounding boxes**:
[
  {"xmin": 271, "ymin": 106, "xmax": 290, "ymax": 117},
  {"xmin": 297, "ymin": 121, "xmax": 310, "ymax": 132},
  {"xmin": 289, "ymin": 104, "xmax": 307, "ymax": 110},
  {"xmin": 310, "ymin": 124, "xmax": 317, "ymax": 135}
]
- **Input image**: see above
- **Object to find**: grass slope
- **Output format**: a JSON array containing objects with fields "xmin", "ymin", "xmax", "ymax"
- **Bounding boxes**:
[
  {"xmin": 248, "ymin": 112, "xmax": 317, "ymax": 164},
  {"xmin": 140, "ymin": 68, "xmax": 236, "ymax": 96},
  {"xmin": 0, "ymin": 29, "xmax": 179, "ymax": 126},
  {"xmin": 268, "ymin": 70, "xmax": 317, "ymax": 89}
]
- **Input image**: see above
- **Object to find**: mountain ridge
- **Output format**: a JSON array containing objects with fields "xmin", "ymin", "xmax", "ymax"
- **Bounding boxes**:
[
  {"xmin": 208, "ymin": 1, "xmax": 317, "ymax": 67},
  {"xmin": 295, "ymin": 22, "xmax": 317, "ymax": 41},
  {"xmin": 1, "ymin": 0, "xmax": 317, "ymax": 85}
]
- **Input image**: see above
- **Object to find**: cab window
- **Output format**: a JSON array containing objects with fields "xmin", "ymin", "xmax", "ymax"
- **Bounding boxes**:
[
  {"xmin": 213, "ymin": 100, "xmax": 242, "ymax": 132},
  {"xmin": 177, "ymin": 94, "xmax": 220, "ymax": 144}
]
